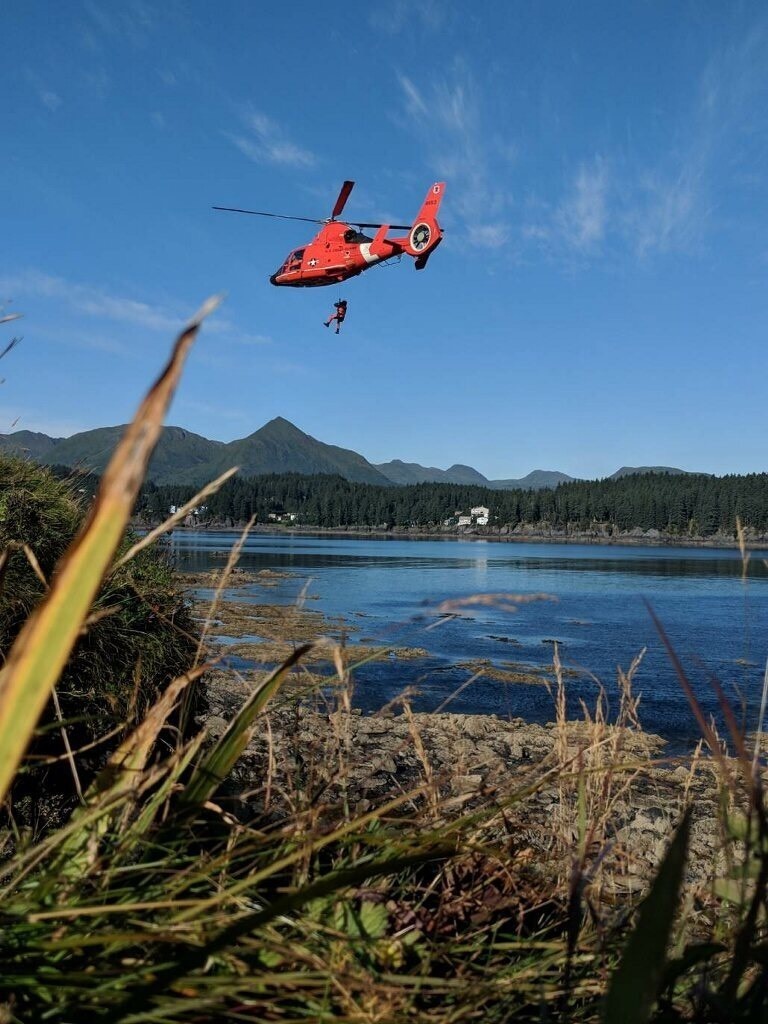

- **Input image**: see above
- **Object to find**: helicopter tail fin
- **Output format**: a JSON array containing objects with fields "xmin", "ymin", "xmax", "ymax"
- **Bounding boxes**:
[
  {"xmin": 402, "ymin": 182, "xmax": 445, "ymax": 261},
  {"xmin": 415, "ymin": 182, "xmax": 445, "ymax": 224}
]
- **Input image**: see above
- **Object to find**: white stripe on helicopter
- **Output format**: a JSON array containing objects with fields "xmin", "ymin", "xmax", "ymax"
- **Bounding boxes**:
[{"xmin": 359, "ymin": 243, "xmax": 381, "ymax": 265}]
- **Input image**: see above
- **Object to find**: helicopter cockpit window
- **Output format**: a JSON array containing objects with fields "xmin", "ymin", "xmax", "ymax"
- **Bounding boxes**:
[
  {"xmin": 287, "ymin": 248, "xmax": 304, "ymax": 266},
  {"xmin": 343, "ymin": 229, "xmax": 373, "ymax": 244}
]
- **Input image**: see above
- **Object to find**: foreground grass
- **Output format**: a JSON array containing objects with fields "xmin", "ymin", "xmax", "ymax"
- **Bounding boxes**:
[
  {"xmin": 4, "ymin": 634, "xmax": 767, "ymax": 1024},
  {"xmin": 1, "ymin": 307, "xmax": 767, "ymax": 1022}
]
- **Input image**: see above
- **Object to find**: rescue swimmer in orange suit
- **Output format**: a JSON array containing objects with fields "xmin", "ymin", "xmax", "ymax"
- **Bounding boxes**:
[{"xmin": 324, "ymin": 300, "xmax": 347, "ymax": 334}]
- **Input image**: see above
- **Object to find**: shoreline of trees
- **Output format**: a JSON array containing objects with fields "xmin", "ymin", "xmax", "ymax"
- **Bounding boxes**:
[{"xmin": 136, "ymin": 469, "xmax": 768, "ymax": 539}]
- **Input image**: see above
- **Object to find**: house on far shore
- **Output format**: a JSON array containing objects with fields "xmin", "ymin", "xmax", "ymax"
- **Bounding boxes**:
[
  {"xmin": 445, "ymin": 505, "xmax": 491, "ymax": 528},
  {"xmin": 267, "ymin": 511, "xmax": 300, "ymax": 524},
  {"xmin": 171, "ymin": 504, "xmax": 207, "ymax": 526}
]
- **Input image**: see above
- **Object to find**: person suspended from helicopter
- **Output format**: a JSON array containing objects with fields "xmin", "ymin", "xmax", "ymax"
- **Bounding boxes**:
[{"xmin": 324, "ymin": 299, "xmax": 347, "ymax": 334}]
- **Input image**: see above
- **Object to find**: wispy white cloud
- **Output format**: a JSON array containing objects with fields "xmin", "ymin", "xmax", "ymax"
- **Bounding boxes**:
[
  {"xmin": 0, "ymin": 270, "xmax": 271, "ymax": 350},
  {"xmin": 35, "ymin": 325, "xmax": 132, "ymax": 356},
  {"xmin": 267, "ymin": 358, "xmax": 307, "ymax": 375},
  {"xmin": 81, "ymin": 0, "xmax": 155, "ymax": 43},
  {"xmin": 622, "ymin": 21, "xmax": 768, "ymax": 258},
  {"xmin": 514, "ymin": 20, "xmax": 768, "ymax": 267},
  {"xmin": 25, "ymin": 69, "xmax": 62, "ymax": 111},
  {"xmin": 72, "ymin": 335, "xmax": 130, "ymax": 355},
  {"xmin": 554, "ymin": 159, "xmax": 609, "ymax": 253},
  {"xmin": 399, "ymin": 76, "xmax": 428, "ymax": 119},
  {"xmin": 524, "ymin": 154, "xmax": 699, "ymax": 262},
  {"xmin": 396, "ymin": 62, "xmax": 512, "ymax": 248},
  {"xmin": 205, "ymin": 318, "xmax": 272, "ymax": 347},
  {"xmin": 82, "ymin": 66, "xmax": 111, "ymax": 97},
  {"xmin": 228, "ymin": 110, "xmax": 315, "ymax": 168},
  {"xmin": 628, "ymin": 167, "xmax": 704, "ymax": 257},
  {"xmin": 520, "ymin": 157, "xmax": 618, "ymax": 260},
  {"xmin": 370, "ymin": 0, "xmax": 447, "ymax": 35},
  {"xmin": 618, "ymin": 116, "xmax": 710, "ymax": 260},
  {"xmin": 520, "ymin": 222, "xmax": 550, "ymax": 244},
  {"xmin": 175, "ymin": 398, "xmax": 252, "ymax": 424},
  {"xmin": 467, "ymin": 224, "xmax": 509, "ymax": 248},
  {"xmin": 77, "ymin": 293, "xmax": 179, "ymax": 331},
  {"xmin": 40, "ymin": 89, "xmax": 62, "ymax": 112},
  {"xmin": 0, "ymin": 270, "xmax": 181, "ymax": 332}
]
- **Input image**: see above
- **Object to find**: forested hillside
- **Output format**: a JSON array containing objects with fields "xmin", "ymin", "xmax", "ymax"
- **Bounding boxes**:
[
  {"xmin": 0, "ymin": 418, "xmax": 390, "ymax": 485},
  {"xmin": 140, "ymin": 470, "xmax": 768, "ymax": 536}
]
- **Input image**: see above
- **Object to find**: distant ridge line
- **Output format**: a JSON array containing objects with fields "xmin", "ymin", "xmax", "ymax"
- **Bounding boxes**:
[{"xmin": 0, "ymin": 417, "xmax": 698, "ymax": 488}]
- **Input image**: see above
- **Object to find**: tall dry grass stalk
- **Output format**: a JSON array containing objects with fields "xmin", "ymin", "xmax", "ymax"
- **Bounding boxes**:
[
  {"xmin": 0, "ymin": 297, "xmax": 220, "ymax": 803},
  {"xmin": 547, "ymin": 640, "xmax": 651, "ymax": 919}
]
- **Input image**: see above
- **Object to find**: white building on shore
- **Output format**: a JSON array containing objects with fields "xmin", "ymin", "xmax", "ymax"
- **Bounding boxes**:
[
  {"xmin": 267, "ymin": 511, "xmax": 300, "ymax": 523},
  {"xmin": 445, "ymin": 505, "xmax": 491, "ymax": 527}
]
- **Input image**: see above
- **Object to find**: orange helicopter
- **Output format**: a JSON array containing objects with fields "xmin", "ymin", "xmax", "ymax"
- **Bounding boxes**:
[{"xmin": 213, "ymin": 180, "xmax": 445, "ymax": 287}]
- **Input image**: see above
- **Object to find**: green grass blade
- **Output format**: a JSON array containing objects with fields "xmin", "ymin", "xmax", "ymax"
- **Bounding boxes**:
[
  {"xmin": 180, "ymin": 641, "xmax": 317, "ymax": 807},
  {"xmin": 44, "ymin": 664, "xmax": 212, "ymax": 885},
  {"xmin": 0, "ymin": 298, "xmax": 219, "ymax": 804},
  {"xmin": 114, "ymin": 845, "xmax": 451, "ymax": 1022},
  {"xmin": 602, "ymin": 808, "xmax": 692, "ymax": 1024}
]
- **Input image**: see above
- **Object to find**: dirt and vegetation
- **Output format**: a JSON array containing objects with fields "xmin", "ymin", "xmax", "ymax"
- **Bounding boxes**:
[
  {"xmin": 0, "ymin": 454, "xmax": 196, "ymax": 830},
  {"xmin": 2, "ymin": 314, "xmax": 768, "ymax": 1023}
]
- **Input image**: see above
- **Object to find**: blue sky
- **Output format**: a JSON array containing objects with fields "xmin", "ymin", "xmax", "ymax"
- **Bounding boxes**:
[{"xmin": 2, "ymin": 1, "xmax": 767, "ymax": 479}]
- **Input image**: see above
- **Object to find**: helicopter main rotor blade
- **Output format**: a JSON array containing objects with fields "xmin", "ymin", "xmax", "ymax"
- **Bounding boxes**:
[
  {"xmin": 212, "ymin": 206, "xmax": 323, "ymax": 224},
  {"xmin": 354, "ymin": 222, "xmax": 413, "ymax": 231},
  {"xmin": 331, "ymin": 180, "xmax": 355, "ymax": 220}
]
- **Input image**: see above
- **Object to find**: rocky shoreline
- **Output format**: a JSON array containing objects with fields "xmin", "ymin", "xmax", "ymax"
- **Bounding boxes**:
[
  {"xmin": 185, "ymin": 566, "xmax": 736, "ymax": 900},
  {"xmin": 204, "ymin": 668, "xmax": 728, "ymax": 898}
]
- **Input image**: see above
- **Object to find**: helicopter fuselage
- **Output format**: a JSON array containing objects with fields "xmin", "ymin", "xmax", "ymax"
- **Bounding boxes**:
[{"xmin": 269, "ymin": 222, "xmax": 406, "ymax": 287}]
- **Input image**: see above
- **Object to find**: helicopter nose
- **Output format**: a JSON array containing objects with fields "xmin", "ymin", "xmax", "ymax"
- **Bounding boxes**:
[{"xmin": 269, "ymin": 273, "xmax": 279, "ymax": 286}]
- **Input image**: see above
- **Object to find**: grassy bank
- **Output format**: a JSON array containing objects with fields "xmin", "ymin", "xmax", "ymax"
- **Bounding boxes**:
[
  {"xmin": 1, "ymin": 310, "xmax": 767, "ymax": 1022},
  {"xmin": 0, "ymin": 454, "xmax": 197, "ymax": 832}
]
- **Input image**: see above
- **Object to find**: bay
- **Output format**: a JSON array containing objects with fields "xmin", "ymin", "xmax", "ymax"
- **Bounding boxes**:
[{"xmin": 169, "ymin": 531, "xmax": 768, "ymax": 750}]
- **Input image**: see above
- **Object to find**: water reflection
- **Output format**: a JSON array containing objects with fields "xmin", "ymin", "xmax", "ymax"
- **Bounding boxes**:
[
  {"xmin": 170, "ymin": 534, "xmax": 768, "ymax": 580},
  {"xmin": 170, "ymin": 532, "xmax": 768, "ymax": 750}
]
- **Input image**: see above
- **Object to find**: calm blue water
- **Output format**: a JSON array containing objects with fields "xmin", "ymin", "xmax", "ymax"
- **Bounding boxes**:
[{"xmin": 169, "ymin": 532, "xmax": 768, "ymax": 750}]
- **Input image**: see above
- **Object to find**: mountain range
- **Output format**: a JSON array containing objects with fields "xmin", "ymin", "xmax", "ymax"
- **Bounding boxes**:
[{"xmin": 0, "ymin": 417, "xmax": 691, "ymax": 489}]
